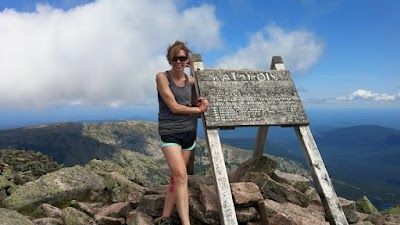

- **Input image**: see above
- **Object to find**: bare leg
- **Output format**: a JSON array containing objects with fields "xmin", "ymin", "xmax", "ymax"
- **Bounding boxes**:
[{"xmin": 161, "ymin": 146, "xmax": 192, "ymax": 225}]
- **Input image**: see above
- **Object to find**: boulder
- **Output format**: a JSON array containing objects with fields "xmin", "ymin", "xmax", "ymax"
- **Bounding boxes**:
[
  {"xmin": 356, "ymin": 196, "xmax": 378, "ymax": 214},
  {"xmin": 231, "ymin": 156, "xmax": 277, "ymax": 182},
  {"xmin": 241, "ymin": 172, "xmax": 310, "ymax": 207},
  {"xmin": 258, "ymin": 199, "xmax": 328, "ymax": 225},
  {"xmin": 126, "ymin": 211, "xmax": 154, "ymax": 225},
  {"xmin": 0, "ymin": 208, "xmax": 33, "ymax": 225},
  {"xmin": 32, "ymin": 217, "xmax": 63, "ymax": 225},
  {"xmin": 38, "ymin": 203, "xmax": 62, "ymax": 219},
  {"xmin": 62, "ymin": 207, "xmax": 96, "ymax": 225},
  {"xmin": 2, "ymin": 166, "xmax": 105, "ymax": 212},
  {"xmin": 339, "ymin": 197, "xmax": 359, "ymax": 223},
  {"xmin": 231, "ymin": 182, "xmax": 263, "ymax": 206},
  {"xmin": 97, "ymin": 202, "xmax": 131, "ymax": 218},
  {"xmin": 236, "ymin": 207, "xmax": 260, "ymax": 223}
]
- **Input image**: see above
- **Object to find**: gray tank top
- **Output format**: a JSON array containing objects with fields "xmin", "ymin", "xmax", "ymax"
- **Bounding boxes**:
[{"xmin": 157, "ymin": 71, "xmax": 195, "ymax": 135}]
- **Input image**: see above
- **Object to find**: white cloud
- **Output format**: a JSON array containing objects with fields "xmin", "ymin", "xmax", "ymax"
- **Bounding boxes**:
[
  {"xmin": 216, "ymin": 24, "xmax": 324, "ymax": 72},
  {"xmin": 0, "ymin": 0, "xmax": 222, "ymax": 108},
  {"xmin": 341, "ymin": 89, "xmax": 398, "ymax": 101},
  {"xmin": 309, "ymin": 89, "xmax": 400, "ymax": 105}
]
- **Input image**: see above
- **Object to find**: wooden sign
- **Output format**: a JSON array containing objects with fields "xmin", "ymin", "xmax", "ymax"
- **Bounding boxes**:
[{"xmin": 195, "ymin": 69, "xmax": 309, "ymax": 128}]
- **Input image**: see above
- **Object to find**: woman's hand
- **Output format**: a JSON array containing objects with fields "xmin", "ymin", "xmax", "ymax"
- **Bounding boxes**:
[{"xmin": 196, "ymin": 97, "xmax": 209, "ymax": 112}]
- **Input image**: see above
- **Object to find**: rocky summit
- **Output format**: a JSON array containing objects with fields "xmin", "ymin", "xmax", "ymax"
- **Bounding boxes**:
[{"xmin": 0, "ymin": 149, "xmax": 399, "ymax": 225}]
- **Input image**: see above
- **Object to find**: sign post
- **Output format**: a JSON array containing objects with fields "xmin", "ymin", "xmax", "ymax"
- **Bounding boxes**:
[
  {"xmin": 190, "ymin": 55, "xmax": 238, "ymax": 225},
  {"xmin": 191, "ymin": 55, "xmax": 348, "ymax": 225}
]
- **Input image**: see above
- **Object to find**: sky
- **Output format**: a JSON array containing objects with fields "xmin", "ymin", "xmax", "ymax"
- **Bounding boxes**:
[{"xmin": 0, "ymin": 0, "xmax": 399, "ymax": 125}]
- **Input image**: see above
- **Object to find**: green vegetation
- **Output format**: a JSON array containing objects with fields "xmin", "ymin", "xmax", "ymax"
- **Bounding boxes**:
[
  {"xmin": 356, "ymin": 195, "xmax": 378, "ymax": 214},
  {"xmin": 383, "ymin": 205, "xmax": 400, "ymax": 214}
]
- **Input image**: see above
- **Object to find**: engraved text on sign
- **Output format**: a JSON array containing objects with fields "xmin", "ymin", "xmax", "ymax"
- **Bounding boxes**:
[{"xmin": 195, "ymin": 69, "xmax": 309, "ymax": 128}]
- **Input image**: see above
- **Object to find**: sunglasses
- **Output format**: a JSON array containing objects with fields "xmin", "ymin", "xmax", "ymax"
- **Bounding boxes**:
[{"xmin": 172, "ymin": 56, "xmax": 188, "ymax": 62}]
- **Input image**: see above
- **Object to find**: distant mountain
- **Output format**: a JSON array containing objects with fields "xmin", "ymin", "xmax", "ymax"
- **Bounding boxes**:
[
  {"xmin": 313, "ymin": 125, "xmax": 400, "ymax": 209},
  {"xmin": 0, "ymin": 121, "xmax": 163, "ymax": 166},
  {"xmin": 0, "ymin": 121, "xmax": 309, "ymax": 178},
  {"xmin": 220, "ymin": 124, "xmax": 400, "ymax": 210},
  {"xmin": 315, "ymin": 125, "xmax": 400, "ymax": 147}
]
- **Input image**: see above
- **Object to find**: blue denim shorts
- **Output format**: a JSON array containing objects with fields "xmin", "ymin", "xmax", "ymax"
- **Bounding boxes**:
[{"xmin": 160, "ymin": 130, "xmax": 196, "ymax": 151}]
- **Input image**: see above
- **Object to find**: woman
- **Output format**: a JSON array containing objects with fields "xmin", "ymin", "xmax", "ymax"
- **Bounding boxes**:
[{"xmin": 156, "ymin": 40, "xmax": 208, "ymax": 225}]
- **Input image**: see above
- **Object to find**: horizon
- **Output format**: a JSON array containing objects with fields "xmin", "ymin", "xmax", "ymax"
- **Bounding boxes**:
[{"xmin": 1, "ymin": 107, "xmax": 400, "ymax": 132}]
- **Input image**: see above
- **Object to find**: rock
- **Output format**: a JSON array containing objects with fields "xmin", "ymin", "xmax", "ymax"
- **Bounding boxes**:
[
  {"xmin": 231, "ymin": 182, "xmax": 263, "ymax": 206},
  {"xmin": 198, "ymin": 184, "xmax": 219, "ymax": 218},
  {"xmin": 32, "ymin": 217, "xmax": 63, "ymax": 225},
  {"xmin": 231, "ymin": 156, "xmax": 277, "ymax": 182},
  {"xmin": 0, "ymin": 188, "xmax": 8, "ymax": 202},
  {"xmin": 2, "ymin": 166, "xmax": 106, "ymax": 212},
  {"xmin": 258, "ymin": 199, "xmax": 328, "ymax": 225},
  {"xmin": 367, "ymin": 212, "xmax": 400, "ymax": 225},
  {"xmin": 0, "ymin": 175, "xmax": 14, "ymax": 192},
  {"xmin": 84, "ymin": 159, "xmax": 127, "ymax": 177},
  {"xmin": 188, "ymin": 174, "xmax": 214, "ymax": 191},
  {"xmin": 0, "ymin": 208, "xmax": 34, "ymax": 225},
  {"xmin": 246, "ymin": 221, "xmax": 263, "ymax": 225},
  {"xmin": 38, "ymin": 203, "xmax": 62, "ymax": 219},
  {"xmin": 356, "ymin": 211, "xmax": 370, "ymax": 221},
  {"xmin": 126, "ymin": 211, "xmax": 154, "ymax": 225},
  {"xmin": 136, "ymin": 194, "xmax": 165, "ymax": 217},
  {"xmin": 188, "ymin": 188, "xmax": 220, "ymax": 225},
  {"xmin": 356, "ymin": 196, "xmax": 378, "ymax": 214},
  {"xmin": 241, "ymin": 172, "xmax": 310, "ymax": 207},
  {"xmin": 104, "ymin": 171, "xmax": 145, "ymax": 203},
  {"xmin": 235, "ymin": 207, "xmax": 260, "ymax": 223},
  {"xmin": 353, "ymin": 221, "xmax": 374, "ymax": 225},
  {"xmin": 70, "ymin": 200, "xmax": 94, "ymax": 217},
  {"xmin": 127, "ymin": 191, "xmax": 143, "ymax": 208},
  {"xmin": 304, "ymin": 187, "xmax": 321, "ymax": 204},
  {"xmin": 94, "ymin": 215, "xmax": 125, "ymax": 225},
  {"xmin": 97, "ymin": 202, "xmax": 131, "ymax": 218},
  {"xmin": 272, "ymin": 170, "xmax": 310, "ymax": 188},
  {"xmin": 62, "ymin": 207, "xmax": 96, "ymax": 225},
  {"xmin": 339, "ymin": 197, "xmax": 359, "ymax": 223}
]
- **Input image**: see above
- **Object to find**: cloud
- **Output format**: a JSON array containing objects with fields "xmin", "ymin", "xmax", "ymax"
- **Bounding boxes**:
[
  {"xmin": 0, "ymin": 0, "xmax": 222, "ymax": 108},
  {"xmin": 338, "ymin": 90, "xmax": 398, "ymax": 101},
  {"xmin": 216, "ymin": 24, "xmax": 324, "ymax": 72},
  {"xmin": 308, "ymin": 89, "xmax": 400, "ymax": 105}
]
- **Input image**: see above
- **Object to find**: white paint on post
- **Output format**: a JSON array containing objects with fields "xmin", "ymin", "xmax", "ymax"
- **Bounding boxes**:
[
  {"xmin": 295, "ymin": 125, "xmax": 349, "ymax": 225},
  {"xmin": 191, "ymin": 54, "xmax": 238, "ymax": 225},
  {"xmin": 206, "ymin": 129, "xmax": 238, "ymax": 225}
]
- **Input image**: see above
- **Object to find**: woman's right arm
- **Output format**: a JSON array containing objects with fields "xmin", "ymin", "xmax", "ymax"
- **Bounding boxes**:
[{"xmin": 156, "ymin": 72, "xmax": 206, "ymax": 114}]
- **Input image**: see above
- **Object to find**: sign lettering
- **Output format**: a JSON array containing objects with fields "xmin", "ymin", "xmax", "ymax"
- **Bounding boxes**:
[{"xmin": 195, "ymin": 69, "xmax": 309, "ymax": 128}]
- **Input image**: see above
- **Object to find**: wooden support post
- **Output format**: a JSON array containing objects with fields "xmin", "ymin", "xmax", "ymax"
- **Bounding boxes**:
[
  {"xmin": 191, "ymin": 54, "xmax": 238, "ymax": 225},
  {"xmin": 204, "ymin": 129, "xmax": 238, "ymax": 225},
  {"xmin": 267, "ymin": 56, "xmax": 347, "ymax": 224},
  {"xmin": 253, "ymin": 56, "xmax": 285, "ymax": 157},
  {"xmin": 253, "ymin": 126, "xmax": 268, "ymax": 157},
  {"xmin": 294, "ymin": 126, "xmax": 348, "ymax": 225},
  {"xmin": 187, "ymin": 56, "xmax": 201, "ymax": 175}
]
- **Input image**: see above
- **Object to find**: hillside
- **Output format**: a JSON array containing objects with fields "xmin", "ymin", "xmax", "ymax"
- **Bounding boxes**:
[
  {"xmin": 315, "ymin": 125, "xmax": 400, "ymax": 147},
  {"xmin": 222, "ymin": 125, "xmax": 400, "ymax": 210},
  {"xmin": 0, "ymin": 121, "xmax": 162, "ymax": 166},
  {"xmin": 0, "ymin": 121, "xmax": 309, "ymax": 178},
  {"xmin": 314, "ymin": 125, "xmax": 400, "ymax": 209}
]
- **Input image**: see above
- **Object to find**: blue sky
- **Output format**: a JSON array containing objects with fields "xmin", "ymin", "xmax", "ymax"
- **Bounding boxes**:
[{"xmin": 0, "ymin": 0, "xmax": 399, "ymax": 122}]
